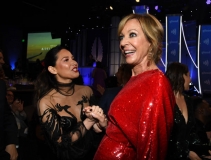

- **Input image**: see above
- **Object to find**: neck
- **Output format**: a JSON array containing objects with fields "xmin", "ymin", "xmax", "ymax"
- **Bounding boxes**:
[
  {"xmin": 57, "ymin": 81, "xmax": 75, "ymax": 96},
  {"xmin": 132, "ymin": 61, "xmax": 158, "ymax": 76}
]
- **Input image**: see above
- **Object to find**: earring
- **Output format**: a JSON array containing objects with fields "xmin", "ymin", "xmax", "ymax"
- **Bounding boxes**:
[{"xmin": 148, "ymin": 48, "xmax": 153, "ymax": 61}]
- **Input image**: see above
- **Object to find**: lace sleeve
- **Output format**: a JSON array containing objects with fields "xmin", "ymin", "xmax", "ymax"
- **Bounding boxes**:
[{"xmin": 39, "ymin": 107, "xmax": 95, "ymax": 160}]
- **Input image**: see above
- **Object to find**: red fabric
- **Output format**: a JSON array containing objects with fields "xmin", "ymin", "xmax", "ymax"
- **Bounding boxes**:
[{"xmin": 94, "ymin": 69, "xmax": 175, "ymax": 160}]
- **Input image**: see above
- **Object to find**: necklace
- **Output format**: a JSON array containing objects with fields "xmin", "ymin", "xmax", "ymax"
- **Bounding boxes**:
[{"xmin": 56, "ymin": 82, "xmax": 75, "ymax": 96}]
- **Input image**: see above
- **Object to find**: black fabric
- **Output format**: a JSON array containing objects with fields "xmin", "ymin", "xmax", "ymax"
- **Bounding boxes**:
[
  {"xmin": 0, "ymin": 150, "xmax": 10, "ymax": 160},
  {"xmin": 98, "ymin": 86, "xmax": 122, "ymax": 116},
  {"xmin": 38, "ymin": 95, "xmax": 101, "ymax": 160},
  {"xmin": 166, "ymin": 95, "xmax": 210, "ymax": 160}
]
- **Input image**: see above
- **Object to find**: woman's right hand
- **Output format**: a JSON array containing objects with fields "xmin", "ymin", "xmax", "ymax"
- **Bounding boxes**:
[
  {"xmin": 83, "ymin": 105, "xmax": 104, "ymax": 121},
  {"xmin": 82, "ymin": 105, "xmax": 105, "ymax": 130}
]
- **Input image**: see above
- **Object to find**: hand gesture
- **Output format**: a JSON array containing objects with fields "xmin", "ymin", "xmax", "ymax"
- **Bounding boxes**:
[{"xmin": 83, "ymin": 105, "xmax": 108, "ymax": 129}]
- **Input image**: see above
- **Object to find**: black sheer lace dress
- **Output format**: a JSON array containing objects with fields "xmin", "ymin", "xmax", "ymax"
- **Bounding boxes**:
[{"xmin": 37, "ymin": 89, "xmax": 102, "ymax": 160}]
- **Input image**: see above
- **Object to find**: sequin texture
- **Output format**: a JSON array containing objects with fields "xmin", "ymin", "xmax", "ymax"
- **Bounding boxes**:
[{"xmin": 93, "ymin": 69, "xmax": 175, "ymax": 160}]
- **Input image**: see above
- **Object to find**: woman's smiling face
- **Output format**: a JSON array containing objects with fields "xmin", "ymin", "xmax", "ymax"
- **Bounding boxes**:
[{"xmin": 119, "ymin": 19, "xmax": 151, "ymax": 66}]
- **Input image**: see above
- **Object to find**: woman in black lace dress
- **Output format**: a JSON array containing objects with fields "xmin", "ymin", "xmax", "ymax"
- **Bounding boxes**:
[
  {"xmin": 165, "ymin": 62, "xmax": 211, "ymax": 160},
  {"xmin": 34, "ymin": 45, "xmax": 107, "ymax": 160}
]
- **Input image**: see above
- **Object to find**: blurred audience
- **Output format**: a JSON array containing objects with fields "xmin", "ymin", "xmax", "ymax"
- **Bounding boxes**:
[
  {"xmin": 86, "ymin": 54, "xmax": 96, "ymax": 67},
  {"xmin": 6, "ymin": 90, "xmax": 28, "ymax": 138},
  {"xmin": 6, "ymin": 89, "xmax": 29, "ymax": 160},
  {"xmin": 92, "ymin": 61, "xmax": 107, "ymax": 101},
  {"xmin": 0, "ymin": 79, "xmax": 18, "ymax": 160},
  {"xmin": 193, "ymin": 97, "xmax": 211, "ymax": 145},
  {"xmin": 0, "ymin": 49, "xmax": 6, "ymax": 80}
]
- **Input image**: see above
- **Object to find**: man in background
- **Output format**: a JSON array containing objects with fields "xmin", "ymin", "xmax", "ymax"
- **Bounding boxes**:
[
  {"xmin": 0, "ymin": 49, "xmax": 6, "ymax": 79},
  {"xmin": 0, "ymin": 48, "xmax": 18, "ymax": 160}
]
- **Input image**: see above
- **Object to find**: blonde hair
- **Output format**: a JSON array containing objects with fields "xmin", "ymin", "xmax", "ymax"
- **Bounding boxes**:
[{"xmin": 118, "ymin": 13, "xmax": 164, "ymax": 64}]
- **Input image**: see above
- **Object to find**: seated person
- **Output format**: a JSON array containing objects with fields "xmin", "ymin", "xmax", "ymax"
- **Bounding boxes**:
[
  {"xmin": 6, "ymin": 90, "xmax": 28, "ymax": 137},
  {"xmin": 193, "ymin": 97, "xmax": 211, "ymax": 145}
]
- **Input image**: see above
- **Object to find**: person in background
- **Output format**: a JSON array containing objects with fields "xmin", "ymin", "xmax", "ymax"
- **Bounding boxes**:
[
  {"xmin": 6, "ymin": 90, "xmax": 28, "ymax": 138},
  {"xmin": 93, "ymin": 13, "xmax": 175, "ymax": 160},
  {"xmin": 0, "ymin": 79, "xmax": 18, "ymax": 160},
  {"xmin": 0, "ymin": 49, "xmax": 18, "ymax": 160},
  {"xmin": 92, "ymin": 61, "xmax": 107, "ymax": 101},
  {"xmin": 194, "ymin": 98, "xmax": 211, "ymax": 147},
  {"xmin": 165, "ymin": 62, "xmax": 211, "ymax": 160},
  {"xmin": 34, "ymin": 45, "xmax": 108, "ymax": 160},
  {"xmin": 6, "ymin": 90, "xmax": 28, "ymax": 160},
  {"xmin": 86, "ymin": 54, "xmax": 96, "ymax": 67},
  {"xmin": 97, "ymin": 63, "xmax": 132, "ymax": 115},
  {"xmin": 0, "ymin": 49, "xmax": 6, "ymax": 80}
]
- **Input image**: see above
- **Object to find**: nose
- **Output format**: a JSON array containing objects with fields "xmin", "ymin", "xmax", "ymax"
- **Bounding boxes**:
[
  {"xmin": 119, "ymin": 37, "xmax": 129, "ymax": 50},
  {"xmin": 73, "ymin": 61, "xmax": 78, "ymax": 66}
]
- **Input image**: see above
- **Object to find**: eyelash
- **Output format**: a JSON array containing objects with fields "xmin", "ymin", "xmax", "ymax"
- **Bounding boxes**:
[
  {"xmin": 119, "ymin": 32, "xmax": 137, "ymax": 41},
  {"xmin": 129, "ymin": 32, "xmax": 136, "ymax": 37}
]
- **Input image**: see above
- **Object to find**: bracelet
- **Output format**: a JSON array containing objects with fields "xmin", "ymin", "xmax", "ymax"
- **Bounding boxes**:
[{"xmin": 96, "ymin": 122, "xmax": 106, "ymax": 130}]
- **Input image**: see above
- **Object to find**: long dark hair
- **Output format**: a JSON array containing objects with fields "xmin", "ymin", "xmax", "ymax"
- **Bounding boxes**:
[
  {"xmin": 34, "ymin": 45, "xmax": 74, "ymax": 104},
  {"xmin": 165, "ymin": 62, "xmax": 189, "ymax": 94}
]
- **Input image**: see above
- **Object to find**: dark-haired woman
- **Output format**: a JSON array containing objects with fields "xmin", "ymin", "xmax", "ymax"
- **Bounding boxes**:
[
  {"xmin": 34, "ymin": 45, "xmax": 107, "ymax": 160},
  {"xmin": 165, "ymin": 62, "xmax": 211, "ymax": 160}
]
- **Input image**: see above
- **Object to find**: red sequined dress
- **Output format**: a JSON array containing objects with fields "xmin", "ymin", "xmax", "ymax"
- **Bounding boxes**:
[{"xmin": 93, "ymin": 69, "xmax": 175, "ymax": 160}]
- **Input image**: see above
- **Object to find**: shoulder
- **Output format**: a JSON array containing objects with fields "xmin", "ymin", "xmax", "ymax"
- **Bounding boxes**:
[
  {"xmin": 144, "ymin": 69, "xmax": 169, "ymax": 85},
  {"xmin": 37, "ymin": 95, "xmax": 52, "ymax": 114}
]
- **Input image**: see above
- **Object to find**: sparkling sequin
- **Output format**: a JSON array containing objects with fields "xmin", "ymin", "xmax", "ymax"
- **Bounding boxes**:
[
  {"xmin": 93, "ymin": 69, "xmax": 175, "ymax": 160},
  {"xmin": 166, "ymin": 95, "xmax": 206, "ymax": 160}
]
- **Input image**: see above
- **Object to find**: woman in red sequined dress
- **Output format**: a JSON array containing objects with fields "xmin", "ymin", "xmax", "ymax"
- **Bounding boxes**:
[{"xmin": 93, "ymin": 13, "xmax": 175, "ymax": 160}]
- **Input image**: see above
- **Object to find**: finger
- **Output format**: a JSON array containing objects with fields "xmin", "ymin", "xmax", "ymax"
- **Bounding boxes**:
[
  {"xmin": 92, "ymin": 105, "xmax": 100, "ymax": 113},
  {"xmin": 83, "ymin": 106, "xmax": 92, "ymax": 112}
]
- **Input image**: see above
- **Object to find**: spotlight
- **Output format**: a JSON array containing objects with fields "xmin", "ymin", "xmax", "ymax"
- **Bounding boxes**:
[{"xmin": 206, "ymin": 0, "xmax": 211, "ymax": 4}]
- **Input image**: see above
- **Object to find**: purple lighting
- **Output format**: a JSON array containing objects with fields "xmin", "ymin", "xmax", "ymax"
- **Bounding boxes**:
[
  {"xmin": 155, "ymin": 5, "xmax": 161, "ymax": 12},
  {"xmin": 206, "ymin": 0, "xmax": 211, "ymax": 4}
]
